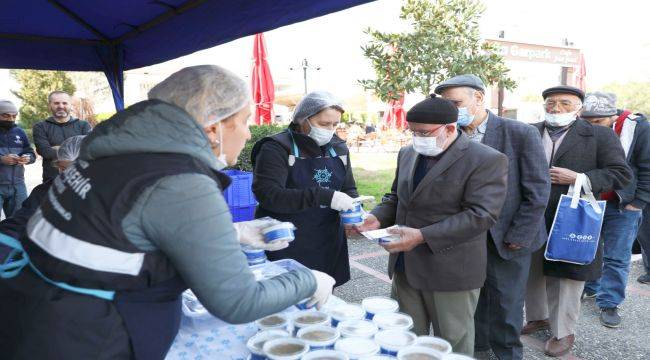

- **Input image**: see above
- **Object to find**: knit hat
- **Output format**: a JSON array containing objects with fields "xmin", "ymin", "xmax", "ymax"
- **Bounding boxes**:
[
  {"xmin": 406, "ymin": 94, "xmax": 458, "ymax": 124},
  {"xmin": 0, "ymin": 100, "xmax": 18, "ymax": 114}
]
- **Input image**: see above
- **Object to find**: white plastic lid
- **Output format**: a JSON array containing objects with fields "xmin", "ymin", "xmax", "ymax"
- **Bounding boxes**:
[
  {"xmin": 262, "ymin": 222, "xmax": 295, "ymax": 234},
  {"xmin": 302, "ymin": 349, "xmax": 349, "ymax": 360},
  {"xmin": 246, "ymin": 329, "xmax": 290, "ymax": 354},
  {"xmin": 372, "ymin": 312, "xmax": 414, "ymax": 330},
  {"xmin": 335, "ymin": 337, "xmax": 380, "ymax": 359},
  {"xmin": 396, "ymin": 345, "xmax": 446, "ymax": 360},
  {"xmin": 292, "ymin": 310, "xmax": 330, "ymax": 327},
  {"xmin": 361, "ymin": 296, "xmax": 399, "ymax": 315},
  {"xmin": 297, "ymin": 325, "xmax": 340, "ymax": 346},
  {"xmin": 374, "ymin": 330, "xmax": 417, "ymax": 351},
  {"xmin": 263, "ymin": 338, "xmax": 309, "ymax": 360},
  {"xmin": 337, "ymin": 319, "xmax": 379, "ymax": 338},
  {"xmin": 413, "ymin": 336, "xmax": 452, "ymax": 355},
  {"xmin": 329, "ymin": 304, "xmax": 366, "ymax": 321}
]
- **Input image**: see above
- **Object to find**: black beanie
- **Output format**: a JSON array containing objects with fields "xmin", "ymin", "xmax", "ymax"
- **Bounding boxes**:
[{"xmin": 406, "ymin": 94, "xmax": 458, "ymax": 124}]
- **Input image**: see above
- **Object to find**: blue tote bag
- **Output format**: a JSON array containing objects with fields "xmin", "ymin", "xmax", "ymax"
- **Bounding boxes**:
[{"xmin": 545, "ymin": 174, "xmax": 606, "ymax": 265}]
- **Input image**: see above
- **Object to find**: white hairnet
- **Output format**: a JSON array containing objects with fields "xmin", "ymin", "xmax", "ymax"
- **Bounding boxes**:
[
  {"xmin": 57, "ymin": 135, "xmax": 86, "ymax": 162},
  {"xmin": 292, "ymin": 91, "xmax": 344, "ymax": 125},
  {"xmin": 147, "ymin": 65, "xmax": 251, "ymax": 127}
]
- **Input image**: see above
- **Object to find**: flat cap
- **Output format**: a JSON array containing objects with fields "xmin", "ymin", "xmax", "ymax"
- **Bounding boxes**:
[
  {"xmin": 582, "ymin": 92, "xmax": 617, "ymax": 118},
  {"xmin": 434, "ymin": 74, "xmax": 486, "ymax": 94},
  {"xmin": 406, "ymin": 94, "xmax": 458, "ymax": 124},
  {"xmin": 542, "ymin": 85, "xmax": 585, "ymax": 102}
]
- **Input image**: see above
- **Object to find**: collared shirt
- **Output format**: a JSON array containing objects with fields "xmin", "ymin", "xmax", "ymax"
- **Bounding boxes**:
[{"xmin": 464, "ymin": 117, "xmax": 488, "ymax": 143}]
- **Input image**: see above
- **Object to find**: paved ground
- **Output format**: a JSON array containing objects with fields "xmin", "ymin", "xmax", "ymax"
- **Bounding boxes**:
[{"xmin": 335, "ymin": 236, "xmax": 650, "ymax": 360}]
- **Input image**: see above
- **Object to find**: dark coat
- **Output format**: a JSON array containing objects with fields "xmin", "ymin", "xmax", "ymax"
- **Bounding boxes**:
[
  {"xmin": 615, "ymin": 113, "xmax": 650, "ymax": 209},
  {"xmin": 0, "ymin": 124, "xmax": 36, "ymax": 185},
  {"xmin": 371, "ymin": 133, "xmax": 509, "ymax": 291},
  {"xmin": 251, "ymin": 129, "xmax": 358, "ymax": 212},
  {"xmin": 533, "ymin": 119, "xmax": 632, "ymax": 281},
  {"xmin": 481, "ymin": 112, "xmax": 551, "ymax": 259},
  {"xmin": 32, "ymin": 117, "xmax": 91, "ymax": 181}
]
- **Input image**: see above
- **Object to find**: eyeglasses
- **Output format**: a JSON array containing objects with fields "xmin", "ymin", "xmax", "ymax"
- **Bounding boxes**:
[
  {"xmin": 544, "ymin": 100, "xmax": 581, "ymax": 111},
  {"xmin": 411, "ymin": 125, "xmax": 445, "ymax": 137}
]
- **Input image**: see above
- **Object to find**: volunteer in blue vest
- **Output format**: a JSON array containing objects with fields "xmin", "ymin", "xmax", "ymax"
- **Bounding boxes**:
[
  {"xmin": 251, "ymin": 91, "xmax": 359, "ymax": 286},
  {"xmin": 0, "ymin": 65, "xmax": 335, "ymax": 359}
]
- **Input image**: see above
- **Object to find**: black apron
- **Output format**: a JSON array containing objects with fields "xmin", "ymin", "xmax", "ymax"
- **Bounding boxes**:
[{"xmin": 257, "ymin": 135, "xmax": 351, "ymax": 286}]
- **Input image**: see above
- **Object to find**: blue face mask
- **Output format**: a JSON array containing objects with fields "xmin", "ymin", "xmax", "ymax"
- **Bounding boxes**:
[{"xmin": 457, "ymin": 107, "xmax": 475, "ymax": 127}]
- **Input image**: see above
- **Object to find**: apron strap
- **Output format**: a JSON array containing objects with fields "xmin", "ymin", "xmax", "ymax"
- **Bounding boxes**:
[
  {"xmin": 0, "ymin": 232, "xmax": 115, "ymax": 301},
  {"xmin": 287, "ymin": 131, "xmax": 343, "ymax": 166}
]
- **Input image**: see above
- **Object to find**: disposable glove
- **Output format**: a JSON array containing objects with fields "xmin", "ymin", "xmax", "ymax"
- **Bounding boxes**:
[
  {"xmin": 306, "ymin": 270, "xmax": 336, "ymax": 309},
  {"xmin": 233, "ymin": 221, "xmax": 290, "ymax": 251},
  {"xmin": 330, "ymin": 191, "xmax": 356, "ymax": 212}
]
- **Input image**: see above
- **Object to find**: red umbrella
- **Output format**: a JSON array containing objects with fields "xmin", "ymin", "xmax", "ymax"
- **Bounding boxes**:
[
  {"xmin": 251, "ymin": 33, "xmax": 275, "ymax": 125},
  {"xmin": 574, "ymin": 53, "xmax": 586, "ymax": 91},
  {"xmin": 383, "ymin": 94, "xmax": 406, "ymax": 129}
]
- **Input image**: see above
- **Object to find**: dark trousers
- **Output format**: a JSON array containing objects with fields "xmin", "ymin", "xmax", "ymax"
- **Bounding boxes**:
[
  {"xmin": 475, "ymin": 238, "xmax": 531, "ymax": 360},
  {"xmin": 639, "ymin": 206, "xmax": 650, "ymax": 274}
]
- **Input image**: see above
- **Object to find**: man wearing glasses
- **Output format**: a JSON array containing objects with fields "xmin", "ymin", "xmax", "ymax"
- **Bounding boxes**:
[
  {"xmin": 523, "ymin": 86, "xmax": 631, "ymax": 357},
  {"xmin": 356, "ymin": 95, "xmax": 508, "ymax": 356},
  {"xmin": 436, "ymin": 74, "xmax": 550, "ymax": 360},
  {"xmin": 0, "ymin": 100, "xmax": 36, "ymax": 217}
]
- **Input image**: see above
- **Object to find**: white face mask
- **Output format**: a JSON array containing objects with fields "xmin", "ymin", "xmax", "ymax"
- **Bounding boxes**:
[
  {"xmin": 544, "ymin": 110, "xmax": 579, "ymax": 127},
  {"xmin": 412, "ymin": 133, "xmax": 446, "ymax": 156},
  {"xmin": 214, "ymin": 122, "xmax": 227, "ymax": 170},
  {"xmin": 308, "ymin": 120, "xmax": 335, "ymax": 146}
]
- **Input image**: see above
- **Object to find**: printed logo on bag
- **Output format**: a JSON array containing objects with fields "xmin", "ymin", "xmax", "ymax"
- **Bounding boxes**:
[
  {"xmin": 568, "ymin": 233, "xmax": 595, "ymax": 242},
  {"xmin": 313, "ymin": 167, "xmax": 332, "ymax": 188}
]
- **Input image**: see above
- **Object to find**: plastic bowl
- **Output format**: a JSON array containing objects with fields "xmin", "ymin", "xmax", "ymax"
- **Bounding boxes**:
[
  {"xmin": 292, "ymin": 310, "xmax": 330, "ymax": 335},
  {"xmin": 396, "ymin": 345, "xmax": 446, "ymax": 360},
  {"xmin": 262, "ymin": 223, "xmax": 295, "ymax": 243},
  {"xmin": 262, "ymin": 337, "xmax": 309, "ymax": 360},
  {"xmin": 255, "ymin": 313, "xmax": 289, "ymax": 331},
  {"xmin": 372, "ymin": 312, "xmax": 414, "ymax": 331},
  {"xmin": 413, "ymin": 336, "xmax": 452, "ymax": 355},
  {"xmin": 246, "ymin": 329, "xmax": 290, "ymax": 359},
  {"xmin": 361, "ymin": 296, "xmax": 399, "ymax": 320},
  {"xmin": 337, "ymin": 319, "xmax": 379, "ymax": 339},
  {"xmin": 302, "ymin": 349, "xmax": 350, "ymax": 360},
  {"xmin": 374, "ymin": 329, "xmax": 417, "ymax": 356},
  {"xmin": 297, "ymin": 325, "xmax": 341, "ymax": 350},
  {"xmin": 328, "ymin": 303, "xmax": 366, "ymax": 327},
  {"xmin": 334, "ymin": 337, "xmax": 380, "ymax": 359}
]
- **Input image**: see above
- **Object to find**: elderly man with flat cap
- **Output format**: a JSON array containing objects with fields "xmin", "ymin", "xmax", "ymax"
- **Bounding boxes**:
[
  {"xmin": 356, "ymin": 95, "xmax": 508, "ymax": 356},
  {"xmin": 523, "ymin": 86, "xmax": 631, "ymax": 357},
  {"xmin": 580, "ymin": 92, "xmax": 650, "ymax": 328},
  {"xmin": 436, "ymin": 74, "xmax": 550, "ymax": 360}
]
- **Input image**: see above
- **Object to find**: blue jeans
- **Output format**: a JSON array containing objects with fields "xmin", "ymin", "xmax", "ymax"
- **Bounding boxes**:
[
  {"xmin": 585, "ymin": 203, "xmax": 643, "ymax": 308},
  {"xmin": 0, "ymin": 184, "xmax": 28, "ymax": 218}
]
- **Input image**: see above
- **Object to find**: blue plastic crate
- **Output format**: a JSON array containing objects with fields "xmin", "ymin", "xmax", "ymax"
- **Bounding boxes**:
[
  {"xmin": 223, "ymin": 170, "xmax": 257, "ymax": 208},
  {"xmin": 229, "ymin": 204, "xmax": 257, "ymax": 223}
]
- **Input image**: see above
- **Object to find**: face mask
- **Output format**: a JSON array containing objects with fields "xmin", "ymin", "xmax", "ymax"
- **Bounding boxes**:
[
  {"xmin": 544, "ymin": 110, "xmax": 579, "ymax": 127},
  {"xmin": 412, "ymin": 133, "xmax": 446, "ymax": 156},
  {"xmin": 308, "ymin": 120, "xmax": 335, "ymax": 146},
  {"xmin": 214, "ymin": 122, "xmax": 227, "ymax": 170},
  {"xmin": 457, "ymin": 107, "xmax": 475, "ymax": 127}
]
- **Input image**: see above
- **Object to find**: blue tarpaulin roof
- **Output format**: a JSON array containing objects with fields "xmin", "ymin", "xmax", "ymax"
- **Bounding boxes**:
[{"xmin": 0, "ymin": 0, "xmax": 374, "ymax": 109}]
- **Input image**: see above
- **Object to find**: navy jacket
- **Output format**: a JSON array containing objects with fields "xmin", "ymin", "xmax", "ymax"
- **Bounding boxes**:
[
  {"xmin": 0, "ymin": 124, "xmax": 36, "ymax": 185},
  {"xmin": 615, "ymin": 113, "xmax": 650, "ymax": 209},
  {"xmin": 480, "ymin": 112, "xmax": 551, "ymax": 259}
]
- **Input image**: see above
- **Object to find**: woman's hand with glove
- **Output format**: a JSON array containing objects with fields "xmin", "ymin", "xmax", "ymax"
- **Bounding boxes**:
[
  {"xmin": 233, "ymin": 221, "xmax": 290, "ymax": 251},
  {"xmin": 306, "ymin": 270, "xmax": 336, "ymax": 309},
  {"xmin": 330, "ymin": 191, "xmax": 356, "ymax": 212}
]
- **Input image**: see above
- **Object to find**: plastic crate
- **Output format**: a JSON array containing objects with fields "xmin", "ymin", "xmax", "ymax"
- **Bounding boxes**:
[
  {"xmin": 229, "ymin": 204, "xmax": 257, "ymax": 223},
  {"xmin": 223, "ymin": 170, "xmax": 257, "ymax": 208}
]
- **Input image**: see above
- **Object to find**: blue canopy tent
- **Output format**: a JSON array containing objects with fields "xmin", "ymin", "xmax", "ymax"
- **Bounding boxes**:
[{"xmin": 0, "ymin": 0, "xmax": 374, "ymax": 110}]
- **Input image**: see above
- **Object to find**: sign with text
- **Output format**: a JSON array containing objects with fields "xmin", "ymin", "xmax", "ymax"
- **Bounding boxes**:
[{"xmin": 487, "ymin": 39, "xmax": 580, "ymax": 66}]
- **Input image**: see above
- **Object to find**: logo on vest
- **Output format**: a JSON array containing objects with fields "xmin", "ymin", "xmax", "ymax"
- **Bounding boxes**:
[
  {"xmin": 14, "ymin": 135, "xmax": 22, "ymax": 145},
  {"xmin": 313, "ymin": 167, "xmax": 333, "ymax": 187}
]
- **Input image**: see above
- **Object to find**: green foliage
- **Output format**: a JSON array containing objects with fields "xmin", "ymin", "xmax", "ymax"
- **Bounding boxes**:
[
  {"xmin": 11, "ymin": 70, "xmax": 76, "ymax": 130},
  {"xmin": 352, "ymin": 168, "xmax": 395, "ymax": 210},
  {"xmin": 360, "ymin": 0, "xmax": 515, "ymax": 101},
  {"xmin": 232, "ymin": 124, "xmax": 286, "ymax": 172},
  {"xmin": 603, "ymin": 82, "xmax": 650, "ymax": 115},
  {"xmin": 96, "ymin": 112, "xmax": 116, "ymax": 122}
]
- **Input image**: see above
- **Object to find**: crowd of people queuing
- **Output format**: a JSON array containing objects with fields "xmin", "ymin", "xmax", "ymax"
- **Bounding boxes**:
[{"xmin": 0, "ymin": 65, "xmax": 648, "ymax": 360}]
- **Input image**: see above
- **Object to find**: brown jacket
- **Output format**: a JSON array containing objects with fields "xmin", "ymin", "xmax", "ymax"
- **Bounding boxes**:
[{"xmin": 371, "ymin": 133, "xmax": 508, "ymax": 291}]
